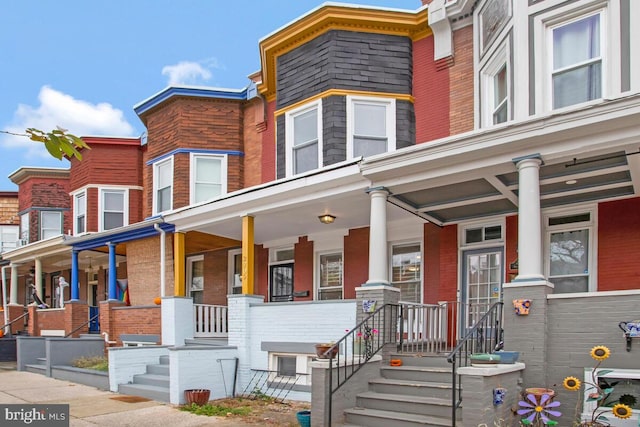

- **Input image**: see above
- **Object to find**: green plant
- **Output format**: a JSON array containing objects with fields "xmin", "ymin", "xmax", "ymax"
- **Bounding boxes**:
[
  {"xmin": 72, "ymin": 355, "xmax": 108, "ymax": 371},
  {"xmin": 180, "ymin": 402, "xmax": 251, "ymax": 417},
  {"xmin": 250, "ymin": 387, "xmax": 275, "ymax": 402}
]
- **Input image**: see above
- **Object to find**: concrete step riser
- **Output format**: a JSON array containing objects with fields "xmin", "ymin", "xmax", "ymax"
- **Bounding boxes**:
[
  {"xmin": 118, "ymin": 384, "xmax": 169, "ymax": 403},
  {"xmin": 391, "ymin": 355, "xmax": 451, "ymax": 368},
  {"xmin": 159, "ymin": 355, "xmax": 169, "ymax": 365},
  {"xmin": 345, "ymin": 412, "xmax": 449, "ymax": 427},
  {"xmin": 370, "ymin": 382, "xmax": 453, "ymax": 399},
  {"xmin": 25, "ymin": 365, "xmax": 46, "ymax": 375},
  {"xmin": 146, "ymin": 364, "xmax": 169, "ymax": 375},
  {"xmin": 133, "ymin": 374, "xmax": 170, "ymax": 388},
  {"xmin": 381, "ymin": 368, "xmax": 451, "ymax": 383},
  {"xmin": 357, "ymin": 396, "xmax": 452, "ymax": 419}
]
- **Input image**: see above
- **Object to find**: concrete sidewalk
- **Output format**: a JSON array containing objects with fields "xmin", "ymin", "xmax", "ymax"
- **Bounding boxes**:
[{"xmin": 0, "ymin": 363, "xmax": 224, "ymax": 426}]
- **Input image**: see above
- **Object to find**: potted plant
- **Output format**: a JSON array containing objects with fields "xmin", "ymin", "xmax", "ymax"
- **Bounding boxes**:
[{"xmin": 315, "ymin": 342, "xmax": 338, "ymax": 359}]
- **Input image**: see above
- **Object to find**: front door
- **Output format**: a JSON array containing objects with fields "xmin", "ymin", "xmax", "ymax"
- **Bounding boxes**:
[
  {"xmin": 461, "ymin": 248, "xmax": 503, "ymax": 330},
  {"xmin": 270, "ymin": 263, "xmax": 294, "ymax": 302},
  {"xmin": 187, "ymin": 256, "xmax": 204, "ymax": 304}
]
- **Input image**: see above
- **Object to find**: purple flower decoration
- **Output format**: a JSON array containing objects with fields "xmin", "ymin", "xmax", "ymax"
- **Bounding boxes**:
[{"xmin": 517, "ymin": 393, "xmax": 561, "ymax": 425}]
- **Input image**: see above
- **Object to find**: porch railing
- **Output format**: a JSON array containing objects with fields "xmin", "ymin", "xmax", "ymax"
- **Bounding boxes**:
[
  {"xmin": 0, "ymin": 311, "xmax": 29, "ymax": 336},
  {"xmin": 446, "ymin": 301, "xmax": 504, "ymax": 427},
  {"xmin": 326, "ymin": 303, "xmax": 400, "ymax": 427},
  {"xmin": 398, "ymin": 301, "xmax": 455, "ymax": 354},
  {"xmin": 194, "ymin": 304, "xmax": 228, "ymax": 338}
]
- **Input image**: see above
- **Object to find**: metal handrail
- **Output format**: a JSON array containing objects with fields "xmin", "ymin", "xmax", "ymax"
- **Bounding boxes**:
[
  {"xmin": 0, "ymin": 311, "xmax": 29, "ymax": 336},
  {"xmin": 64, "ymin": 313, "xmax": 100, "ymax": 338},
  {"xmin": 326, "ymin": 303, "xmax": 400, "ymax": 427},
  {"xmin": 445, "ymin": 301, "xmax": 504, "ymax": 427}
]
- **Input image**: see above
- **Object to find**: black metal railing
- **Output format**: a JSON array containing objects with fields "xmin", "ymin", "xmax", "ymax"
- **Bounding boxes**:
[
  {"xmin": 326, "ymin": 303, "xmax": 400, "ymax": 427},
  {"xmin": 64, "ymin": 313, "xmax": 100, "ymax": 338},
  {"xmin": 0, "ymin": 311, "xmax": 29, "ymax": 337},
  {"xmin": 446, "ymin": 301, "xmax": 504, "ymax": 427},
  {"xmin": 240, "ymin": 369, "xmax": 308, "ymax": 403}
]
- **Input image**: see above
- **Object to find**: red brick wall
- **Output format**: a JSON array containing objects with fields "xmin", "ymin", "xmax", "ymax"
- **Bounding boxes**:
[
  {"xmin": 505, "ymin": 215, "xmax": 519, "ymax": 282},
  {"xmin": 17, "ymin": 177, "xmax": 71, "ymax": 241},
  {"xmin": 203, "ymin": 250, "xmax": 229, "ymax": 306},
  {"xmin": 111, "ymin": 306, "xmax": 161, "ymax": 345},
  {"xmin": 244, "ymin": 98, "xmax": 264, "ymax": 188},
  {"xmin": 142, "ymin": 97, "xmax": 244, "ymax": 217},
  {"xmin": 344, "ymin": 227, "xmax": 370, "ymax": 299},
  {"xmin": 449, "ymin": 25, "xmax": 474, "ymax": 135},
  {"xmin": 598, "ymin": 197, "xmax": 640, "ymax": 290},
  {"xmin": 423, "ymin": 222, "xmax": 441, "ymax": 304},
  {"xmin": 69, "ymin": 141, "xmax": 142, "ymax": 189},
  {"xmin": 413, "ymin": 35, "xmax": 450, "ymax": 144},
  {"xmin": 256, "ymin": 245, "xmax": 269, "ymax": 299},
  {"xmin": 125, "ymin": 235, "xmax": 174, "ymax": 304},
  {"xmin": 261, "ymin": 101, "xmax": 277, "ymax": 183},
  {"xmin": 438, "ymin": 224, "xmax": 458, "ymax": 303},
  {"xmin": 33, "ymin": 308, "xmax": 65, "ymax": 334},
  {"xmin": 294, "ymin": 236, "xmax": 314, "ymax": 301}
]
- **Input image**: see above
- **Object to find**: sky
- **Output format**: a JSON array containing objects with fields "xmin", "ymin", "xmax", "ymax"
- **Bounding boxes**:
[{"xmin": 0, "ymin": 0, "xmax": 421, "ymax": 191}]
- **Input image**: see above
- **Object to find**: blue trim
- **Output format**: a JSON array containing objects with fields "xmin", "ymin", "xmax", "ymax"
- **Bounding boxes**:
[
  {"xmin": 71, "ymin": 251, "xmax": 79, "ymax": 301},
  {"xmin": 108, "ymin": 243, "xmax": 117, "ymax": 300},
  {"xmin": 146, "ymin": 148, "xmax": 244, "ymax": 166},
  {"xmin": 69, "ymin": 222, "xmax": 175, "ymax": 251},
  {"xmin": 135, "ymin": 86, "xmax": 249, "ymax": 116},
  {"xmin": 512, "ymin": 153, "xmax": 543, "ymax": 165}
]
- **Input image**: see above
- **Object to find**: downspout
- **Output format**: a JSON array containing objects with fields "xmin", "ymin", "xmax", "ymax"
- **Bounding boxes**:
[
  {"xmin": 154, "ymin": 224, "xmax": 166, "ymax": 297},
  {"xmin": 1, "ymin": 266, "xmax": 8, "ymax": 332}
]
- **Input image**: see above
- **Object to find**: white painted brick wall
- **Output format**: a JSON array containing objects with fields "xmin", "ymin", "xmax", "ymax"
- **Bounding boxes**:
[{"xmin": 108, "ymin": 346, "xmax": 170, "ymax": 392}]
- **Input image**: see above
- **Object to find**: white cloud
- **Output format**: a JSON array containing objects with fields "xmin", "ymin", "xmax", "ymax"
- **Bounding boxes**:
[
  {"xmin": 161, "ymin": 60, "xmax": 216, "ymax": 85},
  {"xmin": 1, "ymin": 86, "xmax": 135, "ymax": 159}
]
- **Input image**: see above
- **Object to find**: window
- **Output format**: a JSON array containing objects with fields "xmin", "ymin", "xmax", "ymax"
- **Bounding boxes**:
[
  {"xmin": 285, "ymin": 101, "xmax": 322, "ymax": 176},
  {"xmin": 0, "ymin": 225, "xmax": 19, "ymax": 252},
  {"xmin": 187, "ymin": 255, "xmax": 204, "ymax": 304},
  {"xmin": 391, "ymin": 243, "xmax": 421, "ymax": 303},
  {"xmin": 228, "ymin": 249, "xmax": 242, "ymax": 295},
  {"xmin": 480, "ymin": 43, "xmax": 510, "ymax": 127},
  {"xmin": 268, "ymin": 353, "xmax": 312, "ymax": 387},
  {"xmin": 464, "ymin": 224, "xmax": 502, "ymax": 245},
  {"xmin": 74, "ymin": 192, "xmax": 86, "ymax": 235},
  {"xmin": 100, "ymin": 189, "xmax": 127, "ymax": 231},
  {"xmin": 318, "ymin": 252, "xmax": 343, "ymax": 300},
  {"xmin": 20, "ymin": 213, "xmax": 29, "ymax": 243},
  {"xmin": 551, "ymin": 12, "xmax": 602, "ymax": 109},
  {"xmin": 191, "ymin": 154, "xmax": 227, "ymax": 204},
  {"xmin": 269, "ymin": 248, "xmax": 294, "ymax": 302},
  {"xmin": 40, "ymin": 211, "xmax": 62, "ymax": 240},
  {"xmin": 347, "ymin": 96, "xmax": 396, "ymax": 158},
  {"xmin": 545, "ymin": 210, "xmax": 595, "ymax": 293},
  {"xmin": 153, "ymin": 157, "xmax": 173, "ymax": 214}
]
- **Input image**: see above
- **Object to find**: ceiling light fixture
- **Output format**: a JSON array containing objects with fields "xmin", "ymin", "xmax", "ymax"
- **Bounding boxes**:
[
  {"xmin": 565, "ymin": 179, "xmax": 577, "ymax": 185},
  {"xmin": 318, "ymin": 214, "xmax": 336, "ymax": 224}
]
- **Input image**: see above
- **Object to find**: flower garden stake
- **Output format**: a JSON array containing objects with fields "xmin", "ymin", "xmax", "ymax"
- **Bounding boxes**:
[
  {"xmin": 518, "ymin": 393, "xmax": 561, "ymax": 426},
  {"xmin": 562, "ymin": 345, "xmax": 633, "ymax": 425}
]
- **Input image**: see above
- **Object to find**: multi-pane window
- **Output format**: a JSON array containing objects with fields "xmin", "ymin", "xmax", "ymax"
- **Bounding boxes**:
[
  {"xmin": 101, "ymin": 189, "xmax": 126, "ymax": 231},
  {"xmin": 318, "ymin": 253, "xmax": 343, "ymax": 300},
  {"xmin": 552, "ymin": 13, "xmax": 602, "ymax": 109},
  {"xmin": 191, "ymin": 154, "xmax": 225, "ymax": 204},
  {"xmin": 74, "ymin": 192, "xmax": 86, "ymax": 234},
  {"xmin": 154, "ymin": 157, "xmax": 173, "ymax": 214},
  {"xmin": 348, "ymin": 96, "xmax": 396, "ymax": 158},
  {"xmin": 546, "ymin": 211, "xmax": 593, "ymax": 293},
  {"xmin": 286, "ymin": 102, "xmax": 321, "ymax": 176},
  {"xmin": 0, "ymin": 225, "xmax": 19, "ymax": 252},
  {"xmin": 40, "ymin": 211, "xmax": 62, "ymax": 240},
  {"xmin": 20, "ymin": 212, "xmax": 29, "ymax": 243},
  {"xmin": 391, "ymin": 243, "xmax": 421, "ymax": 303}
]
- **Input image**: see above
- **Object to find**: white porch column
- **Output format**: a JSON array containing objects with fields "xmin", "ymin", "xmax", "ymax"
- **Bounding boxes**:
[
  {"xmin": 366, "ymin": 187, "xmax": 389, "ymax": 286},
  {"xmin": 35, "ymin": 258, "xmax": 43, "ymax": 300},
  {"xmin": 514, "ymin": 156, "xmax": 545, "ymax": 281},
  {"xmin": 9, "ymin": 264, "xmax": 19, "ymax": 305}
]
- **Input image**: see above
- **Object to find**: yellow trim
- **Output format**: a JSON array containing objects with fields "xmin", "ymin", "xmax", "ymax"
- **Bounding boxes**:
[
  {"xmin": 173, "ymin": 232, "xmax": 186, "ymax": 297},
  {"xmin": 274, "ymin": 89, "xmax": 414, "ymax": 117},
  {"xmin": 241, "ymin": 215, "xmax": 255, "ymax": 295},
  {"xmin": 258, "ymin": 5, "xmax": 431, "ymax": 101}
]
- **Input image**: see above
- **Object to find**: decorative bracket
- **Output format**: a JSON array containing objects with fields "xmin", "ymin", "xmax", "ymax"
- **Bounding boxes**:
[{"xmin": 618, "ymin": 321, "xmax": 640, "ymax": 352}]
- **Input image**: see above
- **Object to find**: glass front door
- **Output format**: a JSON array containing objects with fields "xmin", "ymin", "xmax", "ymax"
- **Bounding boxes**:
[{"xmin": 461, "ymin": 248, "xmax": 503, "ymax": 329}]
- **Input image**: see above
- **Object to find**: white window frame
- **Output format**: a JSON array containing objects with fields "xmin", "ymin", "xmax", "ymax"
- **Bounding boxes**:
[
  {"xmin": 153, "ymin": 156, "xmax": 174, "ymax": 215},
  {"xmin": 480, "ymin": 43, "xmax": 510, "ymax": 127},
  {"xmin": 73, "ymin": 191, "xmax": 87, "ymax": 235},
  {"xmin": 285, "ymin": 100, "xmax": 323, "ymax": 177},
  {"xmin": 346, "ymin": 95, "xmax": 396, "ymax": 159},
  {"xmin": 459, "ymin": 219, "xmax": 505, "ymax": 248},
  {"xmin": 389, "ymin": 241, "xmax": 423, "ymax": 304},
  {"xmin": 543, "ymin": 206, "xmax": 597, "ymax": 293},
  {"xmin": 316, "ymin": 251, "xmax": 343, "ymax": 301},
  {"xmin": 268, "ymin": 353, "xmax": 313, "ymax": 386},
  {"xmin": 534, "ymin": 0, "xmax": 617, "ymax": 113},
  {"xmin": 189, "ymin": 153, "xmax": 227, "ymax": 205},
  {"xmin": 98, "ymin": 188, "xmax": 129, "ymax": 232},
  {"xmin": 0, "ymin": 225, "xmax": 19, "ymax": 252},
  {"xmin": 228, "ymin": 249, "xmax": 242, "ymax": 295},
  {"xmin": 40, "ymin": 211, "xmax": 62, "ymax": 240}
]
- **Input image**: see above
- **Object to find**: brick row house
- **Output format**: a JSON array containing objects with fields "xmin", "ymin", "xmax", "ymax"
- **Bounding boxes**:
[{"xmin": 3, "ymin": 0, "xmax": 640, "ymax": 424}]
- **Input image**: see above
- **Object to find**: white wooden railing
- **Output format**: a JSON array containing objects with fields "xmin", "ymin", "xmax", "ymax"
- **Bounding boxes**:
[{"xmin": 194, "ymin": 304, "xmax": 228, "ymax": 338}]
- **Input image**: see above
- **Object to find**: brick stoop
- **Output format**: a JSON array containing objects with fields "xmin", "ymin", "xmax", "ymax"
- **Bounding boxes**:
[{"xmin": 343, "ymin": 353, "xmax": 460, "ymax": 427}]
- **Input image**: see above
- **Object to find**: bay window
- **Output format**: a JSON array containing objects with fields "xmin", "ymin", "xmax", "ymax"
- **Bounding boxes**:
[
  {"xmin": 191, "ymin": 154, "xmax": 226, "ymax": 204},
  {"xmin": 153, "ymin": 157, "xmax": 173, "ymax": 214},
  {"xmin": 100, "ymin": 189, "xmax": 127, "ymax": 231},
  {"xmin": 347, "ymin": 96, "xmax": 396, "ymax": 158},
  {"xmin": 285, "ymin": 101, "xmax": 322, "ymax": 176}
]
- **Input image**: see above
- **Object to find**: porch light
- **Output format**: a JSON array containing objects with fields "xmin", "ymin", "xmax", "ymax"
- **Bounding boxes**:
[{"xmin": 318, "ymin": 214, "xmax": 336, "ymax": 224}]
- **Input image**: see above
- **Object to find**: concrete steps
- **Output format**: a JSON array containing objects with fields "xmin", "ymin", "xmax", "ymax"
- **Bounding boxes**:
[
  {"xmin": 117, "ymin": 354, "xmax": 170, "ymax": 403},
  {"xmin": 343, "ymin": 353, "xmax": 457, "ymax": 427}
]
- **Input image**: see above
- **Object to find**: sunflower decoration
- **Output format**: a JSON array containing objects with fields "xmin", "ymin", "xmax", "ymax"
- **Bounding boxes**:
[
  {"xmin": 563, "ymin": 376, "xmax": 581, "ymax": 391},
  {"xmin": 611, "ymin": 403, "xmax": 633, "ymax": 419},
  {"xmin": 590, "ymin": 345, "xmax": 610, "ymax": 362}
]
